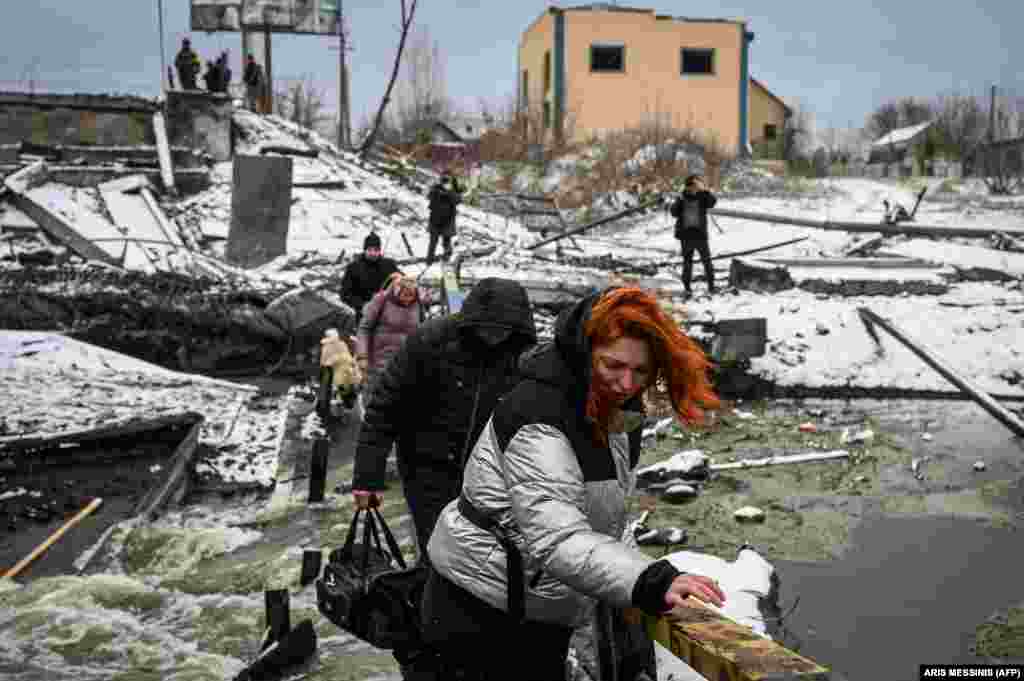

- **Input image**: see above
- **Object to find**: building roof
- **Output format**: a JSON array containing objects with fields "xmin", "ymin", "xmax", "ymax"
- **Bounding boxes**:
[
  {"xmin": 522, "ymin": 4, "xmax": 746, "ymax": 36},
  {"xmin": 434, "ymin": 115, "xmax": 493, "ymax": 143},
  {"xmin": 871, "ymin": 121, "xmax": 932, "ymax": 147},
  {"xmin": 750, "ymin": 77, "xmax": 792, "ymax": 116}
]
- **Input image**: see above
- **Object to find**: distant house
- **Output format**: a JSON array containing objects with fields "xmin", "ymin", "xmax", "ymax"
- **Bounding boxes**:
[
  {"xmin": 518, "ymin": 3, "xmax": 786, "ymax": 156},
  {"xmin": 867, "ymin": 121, "xmax": 932, "ymax": 165},
  {"xmin": 749, "ymin": 77, "xmax": 791, "ymax": 147},
  {"xmin": 428, "ymin": 115, "xmax": 493, "ymax": 171}
]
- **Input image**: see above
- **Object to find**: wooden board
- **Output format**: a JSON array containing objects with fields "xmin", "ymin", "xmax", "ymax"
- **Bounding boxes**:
[{"xmin": 643, "ymin": 603, "xmax": 835, "ymax": 680}]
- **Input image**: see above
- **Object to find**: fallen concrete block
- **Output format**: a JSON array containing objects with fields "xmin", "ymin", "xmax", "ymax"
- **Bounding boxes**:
[{"xmin": 728, "ymin": 257, "xmax": 795, "ymax": 293}]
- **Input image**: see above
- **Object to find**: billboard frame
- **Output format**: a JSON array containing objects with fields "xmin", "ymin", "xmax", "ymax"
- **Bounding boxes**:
[{"xmin": 190, "ymin": 0, "xmax": 341, "ymax": 36}]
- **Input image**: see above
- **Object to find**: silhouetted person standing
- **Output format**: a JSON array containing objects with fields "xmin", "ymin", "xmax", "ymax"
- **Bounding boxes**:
[
  {"xmin": 175, "ymin": 38, "xmax": 200, "ymax": 91},
  {"xmin": 670, "ymin": 174, "xmax": 718, "ymax": 297}
]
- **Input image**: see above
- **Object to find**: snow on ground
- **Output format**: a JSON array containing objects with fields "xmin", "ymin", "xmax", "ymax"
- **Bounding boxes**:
[
  {"xmin": 449, "ymin": 175, "xmax": 1024, "ymax": 395},
  {"xmin": 682, "ymin": 283, "xmax": 1024, "ymax": 395},
  {"xmin": 0, "ymin": 332, "xmax": 286, "ymax": 487},
  {"xmin": 170, "ymin": 111, "xmax": 535, "ymax": 274}
]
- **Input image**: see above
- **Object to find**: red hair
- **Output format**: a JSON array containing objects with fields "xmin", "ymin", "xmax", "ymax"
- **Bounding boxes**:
[{"xmin": 584, "ymin": 287, "xmax": 720, "ymax": 444}]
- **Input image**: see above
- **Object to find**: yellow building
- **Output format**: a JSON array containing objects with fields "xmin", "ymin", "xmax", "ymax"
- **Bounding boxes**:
[{"xmin": 518, "ymin": 3, "xmax": 789, "ymax": 156}]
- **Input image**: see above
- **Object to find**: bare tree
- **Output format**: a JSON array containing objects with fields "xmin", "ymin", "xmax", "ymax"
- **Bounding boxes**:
[
  {"xmin": 274, "ymin": 76, "xmax": 332, "ymax": 131},
  {"xmin": 930, "ymin": 91, "xmax": 987, "ymax": 161},
  {"xmin": 782, "ymin": 98, "xmax": 815, "ymax": 161},
  {"xmin": 393, "ymin": 26, "xmax": 452, "ymax": 142},
  {"xmin": 359, "ymin": 0, "xmax": 419, "ymax": 159},
  {"xmin": 979, "ymin": 91, "xmax": 1024, "ymax": 194},
  {"xmin": 865, "ymin": 96, "xmax": 932, "ymax": 140}
]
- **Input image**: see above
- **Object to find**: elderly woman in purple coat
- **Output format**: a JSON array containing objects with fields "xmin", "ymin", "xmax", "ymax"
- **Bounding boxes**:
[{"xmin": 355, "ymin": 272, "xmax": 430, "ymax": 396}]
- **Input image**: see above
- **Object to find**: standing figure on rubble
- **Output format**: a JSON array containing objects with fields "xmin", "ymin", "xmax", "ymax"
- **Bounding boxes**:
[
  {"xmin": 351, "ymin": 277, "xmax": 536, "ymax": 679},
  {"xmin": 355, "ymin": 272, "xmax": 432, "ymax": 398},
  {"xmin": 243, "ymin": 54, "xmax": 265, "ymax": 111},
  {"xmin": 422, "ymin": 286, "xmax": 725, "ymax": 681},
  {"xmin": 217, "ymin": 50, "xmax": 232, "ymax": 94},
  {"xmin": 670, "ymin": 174, "xmax": 718, "ymax": 297},
  {"xmin": 202, "ymin": 59, "xmax": 222, "ymax": 93},
  {"xmin": 425, "ymin": 170, "xmax": 463, "ymax": 266},
  {"xmin": 175, "ymin": 38, "xmax": 201, "ymax": 91},
  {"xmin": 340, "ymin": 232, "xmax": 400, "ymax": 325}
]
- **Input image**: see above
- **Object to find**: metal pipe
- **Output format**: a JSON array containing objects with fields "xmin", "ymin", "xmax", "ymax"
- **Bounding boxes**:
[{"xmin": 857, "ymin": 307, "xmax": 1024, "ymax": 438}]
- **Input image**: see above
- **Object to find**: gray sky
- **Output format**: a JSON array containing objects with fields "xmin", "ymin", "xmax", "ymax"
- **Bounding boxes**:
[{"xmin": 1, "ymin": 1, "xmax": 1019, "ymax": 135}]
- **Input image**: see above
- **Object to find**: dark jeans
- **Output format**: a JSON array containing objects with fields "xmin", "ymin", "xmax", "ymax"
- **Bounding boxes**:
[
  {"xmin": 426, "ymin": 231, "xmax": 453, "ymax": 264},
  {"xmin": 420, "ymin": 568, "xmax": 572, "ymax": 681},
  {"xmin": 680, "ymin": 238, "xmax": 715, "ymax": 292}
]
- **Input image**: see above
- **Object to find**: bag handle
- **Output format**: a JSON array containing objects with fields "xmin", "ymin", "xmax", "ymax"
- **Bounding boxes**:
[{"xmin": 369, "ymin": 507, "xmax": 407, "ymax": 570}]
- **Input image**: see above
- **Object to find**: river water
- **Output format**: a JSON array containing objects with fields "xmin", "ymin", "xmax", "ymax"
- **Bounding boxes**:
[{"xmin": 1, "ymin": 396, "xmax": 1021, "ymax": 680}]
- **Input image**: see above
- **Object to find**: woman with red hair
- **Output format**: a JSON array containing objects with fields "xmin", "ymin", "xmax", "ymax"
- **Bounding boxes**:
[{"xmin": 417, "ymin": 286, "xmax": 724, "ymax": 681}]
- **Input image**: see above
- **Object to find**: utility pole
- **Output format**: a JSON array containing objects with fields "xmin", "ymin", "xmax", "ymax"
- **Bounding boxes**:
[
  {"xmin": 989, "ymin": 84, "xmax": 997, "ymax": 143},
  {"xmin": 338, "ymin": 0, "xmax": 351, "ymax": 149},
  {"xmin": 156, "ymin": 0, "xmax": 167, "ymax": 95},
  {"xmin": 264, "ymin": 24, "xmax": 274, "ymax": 115}
]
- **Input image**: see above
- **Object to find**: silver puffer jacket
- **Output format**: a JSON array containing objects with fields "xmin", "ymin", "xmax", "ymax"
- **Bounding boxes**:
[{"xmin": 427, "ymin": 291, "xmax": 661, "ymax": 628}]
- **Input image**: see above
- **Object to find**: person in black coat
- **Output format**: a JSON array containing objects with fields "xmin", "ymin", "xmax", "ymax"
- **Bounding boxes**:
[
  {"xmin": 203, "ymin": 60, "xmax": 222, "ymax": 93},
  {"xmin": 351, "ymin": 277, "xmax": 537, "ymax": 680},
  {"xmin": 670, "ymin": 174, "xmax": 718, "ymax": 296},
  {"xmin": 174, "ymin": 38, "xmax": 200, "ymax": 91},
  {"xmin": 216, "ymin": 50, "xmax": 232, "ymax": 93},
  {"xmin": 425, "ymin": 171, "xmax": 463, "ymax": 265},
  {"xmin": 340, "ymin": 233, "xmax": 400, "ymax": 324}
]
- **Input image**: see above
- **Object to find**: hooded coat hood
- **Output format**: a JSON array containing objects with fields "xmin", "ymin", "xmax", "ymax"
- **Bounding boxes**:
[
  {"xmin": 522, "ymin": 286, "xmax": 644, "ymax": 419},
  {"xmin": 457, "ymin": 277, "xmax": 537, "ymax": 348}
]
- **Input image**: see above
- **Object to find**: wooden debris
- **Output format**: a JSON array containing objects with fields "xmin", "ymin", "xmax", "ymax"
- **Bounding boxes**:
[{"xmin": 3, "ymin": 497, "xmax": 104, "ymax": 579}]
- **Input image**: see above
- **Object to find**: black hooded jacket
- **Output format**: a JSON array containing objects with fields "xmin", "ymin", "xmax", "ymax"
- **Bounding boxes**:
[
  {"xmin": 339, "ymin": 254, "xmax": 400, "ymax": 318},
  {"xmin": 352, "ymin": 277, "xmax": 538, "ymax": 491}
]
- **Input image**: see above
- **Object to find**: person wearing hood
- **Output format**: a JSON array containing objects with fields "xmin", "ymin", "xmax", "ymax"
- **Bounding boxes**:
[
  {"xmin": 355, "ymin": 272, "xmax": 432, "ymax": 397},
  {"xmin": 421, "ymin": 286, "xmax": 725, "ymax": 680},
  {"xmin": 351, "ymin": 277, "xmax": 537, "ymax": 680},
  {"xmin": 340, "ymin": 232, "xmax": 400, "ymax": 324}
]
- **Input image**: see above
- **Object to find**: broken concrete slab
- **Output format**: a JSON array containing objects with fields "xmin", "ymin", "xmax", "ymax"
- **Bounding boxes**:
[
  {"xmin": 4, "ymin": 166, "xmax": 118, "ymax": 265},
  {"xmin": 152, "ymin": 111, "xmax": 176, "ymax": 195},
  {"xmin": 728, "ymin": 257, "xmax": 795, "ymax": 292},
  {"xmin": 227, "ymin": 154, "xmax": 294, "ymax": 269}
]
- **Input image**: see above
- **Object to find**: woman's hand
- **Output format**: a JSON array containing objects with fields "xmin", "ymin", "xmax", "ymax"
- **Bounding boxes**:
[{"xmin": 663, "ymin": 574, "xmax": 726, "ymax": 610}]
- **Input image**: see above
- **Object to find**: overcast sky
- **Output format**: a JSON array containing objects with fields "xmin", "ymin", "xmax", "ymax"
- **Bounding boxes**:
[{"xmin": 1, "ymin": 1, "xmax": 1019, "ymax": 135}]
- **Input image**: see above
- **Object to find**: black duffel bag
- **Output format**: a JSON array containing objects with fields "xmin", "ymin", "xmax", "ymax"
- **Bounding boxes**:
[{"xmin": 316, "ymin": 505, "xmax": 427, "ymax": 650}]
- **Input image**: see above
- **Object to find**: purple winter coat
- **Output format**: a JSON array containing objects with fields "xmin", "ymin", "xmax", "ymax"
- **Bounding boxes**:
[{"xmin": 355, "ymin": 287, "xmax": 428, "ymax": 389}]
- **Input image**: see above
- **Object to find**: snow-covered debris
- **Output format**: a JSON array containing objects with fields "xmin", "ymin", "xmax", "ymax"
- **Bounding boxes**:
[
  {"xmin": 636, "ymin": 450, "xmax": 709, "ymax": 485},
  {"xmin": 0, "ymin": 332, "xmax": 285, "ymax": 489},
  {"xmin": 733, "ymin": 506, "xmax": 766, "ymax": 522},
  {"xmin": 665, "ymin": 547, "xmax": 775, "ymax": 636}
]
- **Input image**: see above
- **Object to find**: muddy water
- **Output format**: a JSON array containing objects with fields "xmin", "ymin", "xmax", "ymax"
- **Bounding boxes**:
[{"xmin": 764, "ymin": 399, "xmax": 1024, "ymax": 681}]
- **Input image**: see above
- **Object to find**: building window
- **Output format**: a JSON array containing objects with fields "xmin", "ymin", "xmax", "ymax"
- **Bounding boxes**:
[
  {"xmin": 544, "ymin": 50, "xmax": 552, "ymax": 93},
  {"xmin": 543, "ymin": 101, "xmax": 551, "ymax": 129},
  {"xmin": 764, "ymin": 124, "xmax": 778, "ymax": 140},
  {"xmin": 590, "ymin": 44, "xmax": 624, "ymax": 72},
  {"xmin": 521, "ymin": 70, "xmax": 529, "ymax": 109},
  {"xmin": 681, "ymin": 48, "xmax": 715, "ymax": 75}
]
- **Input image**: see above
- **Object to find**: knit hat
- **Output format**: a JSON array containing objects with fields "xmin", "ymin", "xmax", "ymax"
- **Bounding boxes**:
[{"xmin": 363, "ymin": 233, "xmax": 382, "ymax": 250}]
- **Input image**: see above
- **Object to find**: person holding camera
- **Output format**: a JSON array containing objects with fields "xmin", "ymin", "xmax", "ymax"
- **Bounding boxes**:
[
  {"xmin": 425, "ymin": 170, "xmax": 463, "ymax": 266},
  {"xmin": 670, "ymin": 175, "xmax": 718, "ymax": 297}
]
